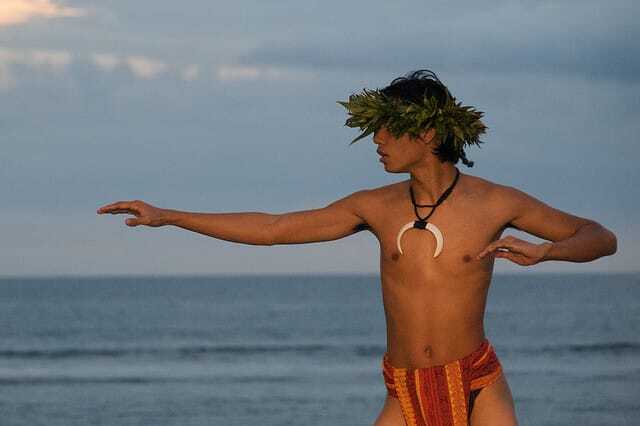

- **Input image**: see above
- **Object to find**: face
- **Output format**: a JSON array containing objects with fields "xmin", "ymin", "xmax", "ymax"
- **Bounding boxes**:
[{"xmin": 373, "ymin": 126, "xmax": 438, "ymax": 173}]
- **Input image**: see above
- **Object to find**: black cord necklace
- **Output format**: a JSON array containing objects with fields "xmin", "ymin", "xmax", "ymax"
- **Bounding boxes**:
[{"xmin": 396, "ymin": 167, "xmax": 461, "ymax": 258}]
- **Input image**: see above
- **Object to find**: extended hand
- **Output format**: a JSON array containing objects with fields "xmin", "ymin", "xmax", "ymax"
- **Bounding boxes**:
[
  {"xmin": 475, "ymin": 235, "xmax": 553, "ymax": 266},
  {"xmin": 96, "ymin": 200, "xmax": 167, "ymax": 227}
]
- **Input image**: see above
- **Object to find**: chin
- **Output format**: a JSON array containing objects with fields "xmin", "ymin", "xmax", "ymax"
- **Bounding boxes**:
[
  {"xmin": 384, "ymin": 165, "xmax": 405, "ymax": 174},
  {"xmin": 382, "ymin": 161, "xmax": 403, "ymax": 173}
]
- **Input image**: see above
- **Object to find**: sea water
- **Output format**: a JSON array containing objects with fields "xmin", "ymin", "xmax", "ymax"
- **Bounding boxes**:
[{"xmin": 1, "ymin": 272, "xmax": 638, "ymax": 426}]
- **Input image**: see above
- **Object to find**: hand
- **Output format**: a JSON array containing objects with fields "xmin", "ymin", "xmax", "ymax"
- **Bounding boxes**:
[
  {"xmin": 475, "ymin": 235, "xmax": 553, "ymax": 266},
  {"xmin": 96, "ymin": 200, "xmax": 167, "ymax": 227}
]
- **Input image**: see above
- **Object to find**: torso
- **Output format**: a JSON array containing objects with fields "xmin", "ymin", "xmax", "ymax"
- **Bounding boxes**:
[{"xmin": 361, "ymin": 172, "xmax": 512, "ymax": 368}]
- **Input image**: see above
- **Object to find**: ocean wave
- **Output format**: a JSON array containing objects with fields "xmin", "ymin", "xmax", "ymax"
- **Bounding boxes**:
[
  {"xmin": 0, "ymin": 342, "xmax": 357, "ymax": 360},
  {"xmin": 0, "ymin": 374, "xmax": 300, "ymax": 386},
  {"xmin": 3, "ymin": 340, "xmax": 636, "ymax": 361},
  {"xmin": 528, "ymin": 341, "xmax": 640, "ymax": 355}
]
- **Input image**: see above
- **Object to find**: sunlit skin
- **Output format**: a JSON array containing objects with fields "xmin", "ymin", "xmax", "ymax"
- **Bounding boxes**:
[
  {"xmin": 97, "ymin": 125, "xmax": 617, "ymax": 426},
  {"xmin": 374, "ymin": 126, "xmax": 555, "ymax": 265}
]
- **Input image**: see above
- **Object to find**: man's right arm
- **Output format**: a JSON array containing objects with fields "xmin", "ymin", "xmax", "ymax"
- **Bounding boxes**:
[
  {"xmin": 163, "ymin": 209, "xmax": 280, "ymax": 246},
  {"xmin": 162, "ymin": 189, "xmax": 372, "ymax": 246},
  {"xmin": 269, "ymin": 189, "xmax": 372, "ymax": 245}
]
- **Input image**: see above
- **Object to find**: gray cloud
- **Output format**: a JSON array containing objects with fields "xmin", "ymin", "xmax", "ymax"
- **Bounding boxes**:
[
  {"xmin": 236, "ymin": 1, "xmax": 638, "ymax": 83},
  {"xmin": 238, "ymin": 31, "xmax": 637, "ymax": 83}
]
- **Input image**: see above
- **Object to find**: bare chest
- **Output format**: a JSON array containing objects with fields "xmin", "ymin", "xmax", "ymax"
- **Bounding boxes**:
[{"xmin": 366, "ymin": 180, "xmax": 507, "ymax": 281}]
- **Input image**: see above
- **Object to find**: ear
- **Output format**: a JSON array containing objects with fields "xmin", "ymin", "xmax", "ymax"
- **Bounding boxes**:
[{"xmin": 417, "ymin": 128, "xmax": 437, "ymax": 144}]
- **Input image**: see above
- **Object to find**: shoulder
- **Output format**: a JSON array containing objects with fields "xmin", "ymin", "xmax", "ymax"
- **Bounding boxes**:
[
  {"xmin": 458, "ymin": 174, "xmax": 519, "ymax": 225},
  {"xmin": 360, "ymin": 180, "xmax": 407, "ymax": 205},
  {"xmin": 455, "ymin": 172, "xmax": 518, "ymax": 202},
  {"xmin": 341, "ymin": 181, "xmax": 403, "ymax": 233},
  {"xmin": 484, "ymin": 179, "xmax": 539, "ymax": 215},
  {"xmin": 476, "ymin": 177, "xmax": 526, "ymax": 222},
  {"xmin": 349, "ymin": 180, "xmax": 405, "ymax": 199},
  {"xmin": 443, "ymin": 171, "xmax": 500, "ymax": 204}
]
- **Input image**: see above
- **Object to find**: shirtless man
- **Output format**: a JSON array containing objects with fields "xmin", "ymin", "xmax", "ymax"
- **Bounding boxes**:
[{"xmin": 96, "ymin": 70, "xmax": 617, "ymax": 425}]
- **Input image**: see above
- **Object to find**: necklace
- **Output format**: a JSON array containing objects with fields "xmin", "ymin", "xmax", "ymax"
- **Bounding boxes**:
[{"xmin": 395, "ymin": 167, "xmax": 461, "ymax": 258}]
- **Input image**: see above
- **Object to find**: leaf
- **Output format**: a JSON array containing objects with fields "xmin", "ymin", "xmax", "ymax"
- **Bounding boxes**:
[
  {"xmin": 339, "ymin": 87, "xmax": 487, "ymax": 154},
  {"xmin": 349, "ymin": 127, "xmax": 375, "ymax": 145}
]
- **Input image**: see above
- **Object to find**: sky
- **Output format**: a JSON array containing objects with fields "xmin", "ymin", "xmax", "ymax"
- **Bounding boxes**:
[{"xmin": 1, "ymin": 0, "xmax": 637, "ymax": 277}]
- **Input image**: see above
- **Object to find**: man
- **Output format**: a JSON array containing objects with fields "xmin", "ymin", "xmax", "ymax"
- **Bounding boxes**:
[{"xmin": 97, "ymin": 69, "xmax": 617, "ymax": 425}]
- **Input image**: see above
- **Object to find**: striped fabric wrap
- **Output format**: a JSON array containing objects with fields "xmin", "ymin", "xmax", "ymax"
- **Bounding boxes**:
[{"xmin": 382, "ymin": 338, "xmax": 504, "ymax": 426}]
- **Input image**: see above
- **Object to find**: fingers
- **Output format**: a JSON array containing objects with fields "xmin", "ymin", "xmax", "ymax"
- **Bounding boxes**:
[
  {"xmin": 476, "ymin": 247, "xmax": 508, "ymax": 260},
  {"xmin": 104, "ymin": 209, "xmax": 133, "ymax": 215},
  {"xmin": 97, "ymin": 202, "xmax": 121, "ymax": 214},
  {"xmin": 476, "ymin": 236, "xmax": 517, "ymax": 260},
  {"xmin": 494, "ymin": 250, "xmax": 515, "ymax": 261},
  {"xmin": 476, "ymin": 243, "xmax": 499, "ymax": 260},
  {"xmin": 98, "ymin": 200, "xmax": 148, "ymax": 227},
  {"xmin": 495, "ymin": 250, "xmax": 533, "ymax": 266},
  {"xmin": 97, "ymin": 201, "xmax": 138, "ymax": 215}
]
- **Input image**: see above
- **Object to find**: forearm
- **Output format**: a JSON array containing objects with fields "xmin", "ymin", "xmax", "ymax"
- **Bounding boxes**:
[
  {"xmin": 161, "ymin": 209, "xmax": 277, "ymax": 246},
  {"xmin": 541, "ymin": 223, "xmax": 617, "ymax": 262}
]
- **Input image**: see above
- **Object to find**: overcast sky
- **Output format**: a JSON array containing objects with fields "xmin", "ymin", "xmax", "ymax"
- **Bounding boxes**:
[{"xmin": 1, "ymin": 0, "xmax": 637, "ymax": 277}]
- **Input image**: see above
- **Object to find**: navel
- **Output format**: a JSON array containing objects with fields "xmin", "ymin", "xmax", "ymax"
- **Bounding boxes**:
[{"xmin": 424, "ymin": 345, "xmax": 432, "ymax": 358}]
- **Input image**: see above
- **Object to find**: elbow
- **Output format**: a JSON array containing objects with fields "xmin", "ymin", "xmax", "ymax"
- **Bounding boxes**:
[
  {"xmin": 606, "ymin": 230, "xmax": 618, "ymax": 256},
  {"xmin": 595, "ymin": 223, "xmax": 617, "ymax": 256},
  {"xmin": 587, "ymin": 222, "xmax": 617, "ymax": 257}
]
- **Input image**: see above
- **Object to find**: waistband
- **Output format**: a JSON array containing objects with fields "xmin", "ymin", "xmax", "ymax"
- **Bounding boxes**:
[{"xmin": 382, "ymin": 337, "xmax": 495, "ymax": 372}]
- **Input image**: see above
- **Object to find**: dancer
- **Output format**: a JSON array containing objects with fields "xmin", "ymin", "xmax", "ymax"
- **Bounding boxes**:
[{"xmin": 97, "ymin": 69, "xmax": 617, "ymax": 425}]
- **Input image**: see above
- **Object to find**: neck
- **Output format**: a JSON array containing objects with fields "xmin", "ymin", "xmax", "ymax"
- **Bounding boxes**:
[{"xmin": 409, "ymin": 162, "xmax": 459, "ymax": 204}]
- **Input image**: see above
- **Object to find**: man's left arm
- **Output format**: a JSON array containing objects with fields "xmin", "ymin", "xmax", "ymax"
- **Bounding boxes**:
[{"xmin": 476, "ymin": 185, "xmax": 618, "ymax": 265}]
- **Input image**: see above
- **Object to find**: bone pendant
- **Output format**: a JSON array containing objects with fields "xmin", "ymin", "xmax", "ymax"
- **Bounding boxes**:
[{"xmin": 395, "ymin": 220, "xmax": 444, "ymax": 258}]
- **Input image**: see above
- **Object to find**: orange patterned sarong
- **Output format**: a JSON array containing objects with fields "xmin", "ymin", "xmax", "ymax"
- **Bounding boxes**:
[{"xmin": 382, "ymin": 337, "xmax": 503, "ymax": 426}]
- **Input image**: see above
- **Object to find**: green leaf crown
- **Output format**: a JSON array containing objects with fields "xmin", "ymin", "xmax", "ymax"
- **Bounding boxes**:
[{"xmin": 336, "ymin": 88, "xmax": 488, "ymax": 157}]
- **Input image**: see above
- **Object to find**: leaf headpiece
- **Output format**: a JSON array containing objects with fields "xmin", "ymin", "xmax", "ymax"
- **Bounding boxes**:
[{"xmin": 336, "ymin": 88, "xmax": 488, "ymax": 158}]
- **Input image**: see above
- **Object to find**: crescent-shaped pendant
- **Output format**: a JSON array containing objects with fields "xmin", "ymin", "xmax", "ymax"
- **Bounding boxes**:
[{"xmin": 395, "ymin": 221, "xmax": 444, "ymax": 258}]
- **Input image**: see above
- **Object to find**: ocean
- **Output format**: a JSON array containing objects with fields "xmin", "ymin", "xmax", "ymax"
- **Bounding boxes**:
[{"xmin": 0, "ymin": 272, "xmax": 638, "ymax": 425}]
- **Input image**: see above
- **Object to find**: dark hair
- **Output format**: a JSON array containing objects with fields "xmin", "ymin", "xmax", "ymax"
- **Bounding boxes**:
[{"xmin": 380, "ymin": 69, "xmax": 475, "ymax": 167}]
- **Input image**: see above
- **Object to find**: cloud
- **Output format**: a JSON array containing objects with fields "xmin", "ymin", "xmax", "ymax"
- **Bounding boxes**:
[
  {"xmin": 0, "ymin": 0, "xmax": 86, "ymax": 26},
  {"xmin": 0, "ymin": 47, "xmax": 71, "ymax": 70},
  {"xmin": 235, "ymin": 2, "xmax": 638, "ymax": 83},
  {"xmin": 214, "ymin": 64, "xmax": 316, "ymax": 82},
  {"xmin": 237, "ymin": 35, "xmax": 638, "ymax": 84},
  {"xmin": 92, "ymin": 53, "xmax": 201, "ymax": 82},
  {"xmin": 0, "ymin": 47, "xmax": 71, "ymax": 92},
  {"xmin": 1, "ymin": 47, "xmax": 320, "ymax": 89},
  {"xmin": 0, "ymin": 47, "xmax": 72, "ymax": 90},
  {"xmin": 90, "ymin": 53, "xmax": 120, "ymax": 72},
  {"xmin": 27, "ymin": 49, "xmax": 71, "ymax": 71},
  {"xmin": 125, "ymin": 55, "xmax": 168, "ymax": 79},
  {"xmin": 0, "ymin": 48, "xmax": 71, "ymax": 72},
  {"xmin": 181, "ymin": 64, "xmax": 199, "ymax": 82}
]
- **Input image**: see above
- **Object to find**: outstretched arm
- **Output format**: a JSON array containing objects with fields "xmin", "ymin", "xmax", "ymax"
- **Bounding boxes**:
[
  {"xmin": 97, "ymin": 200, "xmax": 278, "ymax": 245},
  {"xmin": 476, "ymin": 185, "xmax": 617, "ymax": 264},
  {"xmin": 96, "ymin": 190, "xmax": 372, "ymax": 246},
  {"xmin": 269, "ymin": 189, "xmax": 371, "ymax": 245}
]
